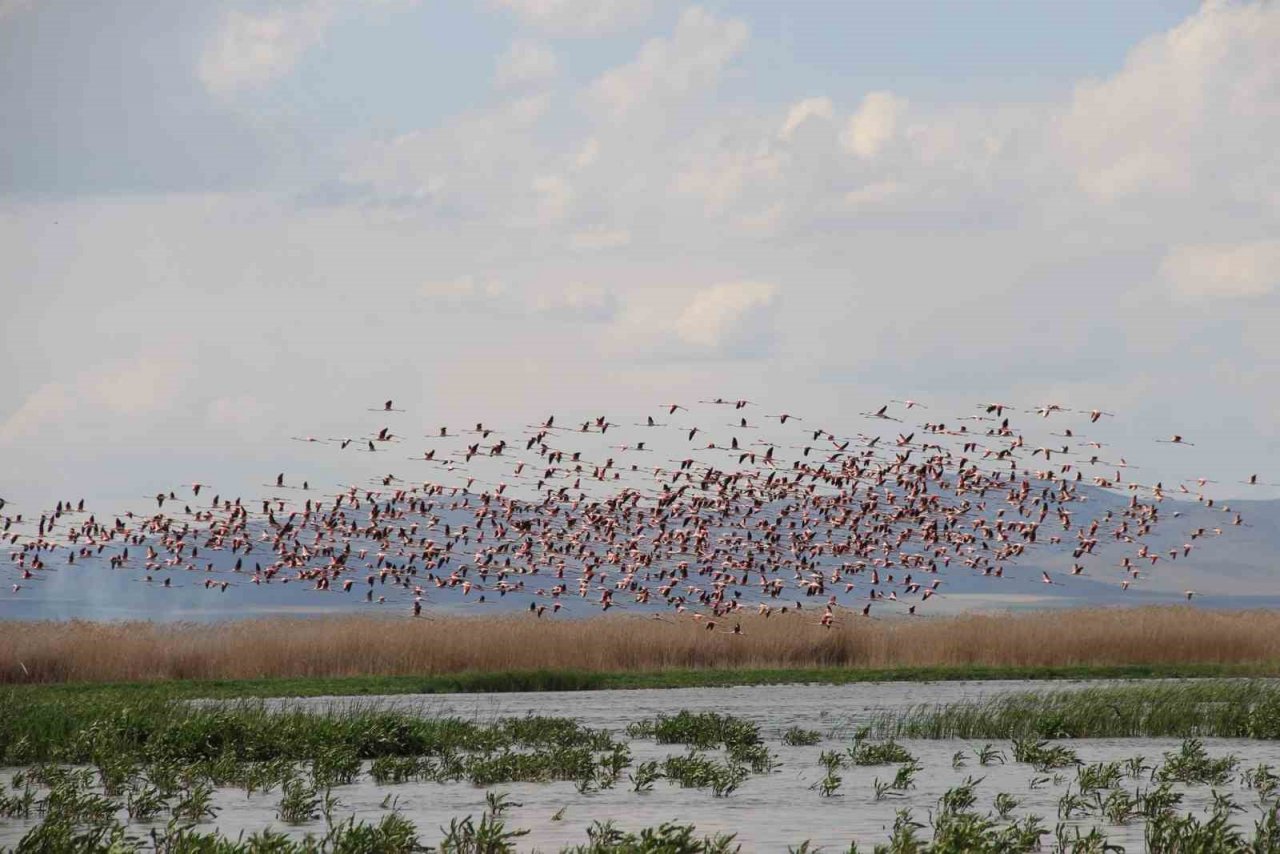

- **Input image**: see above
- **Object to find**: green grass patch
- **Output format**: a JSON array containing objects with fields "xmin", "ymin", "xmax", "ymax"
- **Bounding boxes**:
[
  {"xmin": 7, "ymin": 660, "xmax": 1278, "ymax": 703},
  {"xmin": 0, "ymin": 687, "xmax": 623, "ymax": 767},
  {"xmin": 871, "ymin": 679, "xmax": 1280, "ymax": 740}
]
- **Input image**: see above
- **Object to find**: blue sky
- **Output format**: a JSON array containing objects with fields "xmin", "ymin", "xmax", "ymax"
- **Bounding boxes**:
[
  {"xmin": 0, "ymin": 0, "xmax": 1203, "ymax": 195},
  {"xmin": 1, "ymin": 0, "xmax": 1278, "ymax": 518}
]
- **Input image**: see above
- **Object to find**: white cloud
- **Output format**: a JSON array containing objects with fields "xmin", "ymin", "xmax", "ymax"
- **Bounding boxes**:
[
  {"xmin": 843, "ymin": 179, "xmax": 906, "ymax": 210},
  {"xmin": 0, "ymin": 0, "xmax": 33, "ymax": 22},
  {"xmin": 199, "ymin": 3, "xmax": 337, "ymax": 97},
  {"xmin": 1061, "ymin": 0, "xmax": 1280, "ymax": 202},
  {"xmin": 0, "ymin": 357, "xmax": 190, "ymax": 446},
  {"xmin": 91, "ymin": 359, "xmax": 188, "ymax": 415},
  {"xmin": 529, "ymin": 174, "xmax": 574, "ymax": 224},
  {"xmin": 532, "ymin": 281, "xmax": 619, "ymax": 320},
  {"xmin": 569, "ymin": 225, "xmax": 631, "ymax": 250},
  {"xmin": 422, "ymin": 275, "xmax": 509, "ymax": 307},
  {"xmin": 573, "ymin": 137, "xmax": 600, "ymax": 170},
  {"xmin": 734, "ymin": 204, "xmax": 783, "ymax": 234},
  {"xmin": 779, "ymin": 96, "xmax": 834, "ymax": 141},
  {"xmin": 494, "ymin": 0, "xmax": 653, "ymax": 36},
  {"xmin": 422, "ymin": 274, "xmax": 617, "ymax": 322},
  {"xmin": 841, "ymin": 91, "xmax": 907, "ymax": 158},
  {"xmin": 673, "ymin": 143, "xmax": 782, "ymax": 217},
  {"xmin": 348, "ymin": 94, "xmax": 552, "ymax": 213},
  {"xmin": 9, "ymin": 0, "xmax": 1280, "ymax": 510},
  {"xmin": 1160, "ymin": 240, "xmax": 1280, "ymax": 300},
  {"xmin": 0, "ymin": 383, "xmax": 75, "ymax": 445},
  {"xmin": 589, "ymin": 7, "xmax": 748, "ymax": 120},
  {"xmin": 673, "ymin": 281, "xmax": 777, "ymax": 353},
  {"xmin": 206, "ymin": 395, "xmax": 268, "ymax": 429},
  {"xmin": 495, "ymin": 39, "xmax": 558, "ymax": 89}
]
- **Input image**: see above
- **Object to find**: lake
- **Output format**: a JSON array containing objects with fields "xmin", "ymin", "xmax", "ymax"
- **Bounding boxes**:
[{"xmin": 4, "ymin": 680, "xmax": 1279, "ymax": 851}]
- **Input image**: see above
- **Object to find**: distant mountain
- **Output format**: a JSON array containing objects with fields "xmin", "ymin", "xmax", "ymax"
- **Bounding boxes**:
[
  {"xmin": 1, "ymin": 488, "xmax": 1276, "ymax": 622},
  {"xmin": 935, "ymin": 488, "xmax": 1280, "ymax": 608}
]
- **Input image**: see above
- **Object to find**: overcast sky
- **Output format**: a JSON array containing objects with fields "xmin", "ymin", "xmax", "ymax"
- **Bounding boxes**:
[{"xmin": 2, "ymin": 0, "xmax": 1278, "ymax": 512}]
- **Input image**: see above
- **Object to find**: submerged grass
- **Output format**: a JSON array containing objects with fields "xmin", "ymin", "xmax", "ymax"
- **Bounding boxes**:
[
  {"xmin": 872, "ymin": 679, "xmax": 1280, "ymax": 740},
  {"xmin": 19, "ymin": 752, "xmax": 1274, "ymax": 852},
  {"xmin": 4, "ymin": 701, "xmax": 1280, "ymax": 852},
  {"xmin": 5, "ymin": 607, "xmax": 1280, "ymax": 686},
  {"xmin": 6, "ymin": 679, "xmax": 1280, "ymax": 770},
  {"xmin": 0, "ymin": 689, "xmax": 621, "ymax": 768}
]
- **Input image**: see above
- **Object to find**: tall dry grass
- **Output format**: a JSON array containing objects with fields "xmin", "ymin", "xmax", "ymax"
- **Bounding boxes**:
[{"xmin": 2, "ymin": 607, "xmax": 1279, "ymax": 685}]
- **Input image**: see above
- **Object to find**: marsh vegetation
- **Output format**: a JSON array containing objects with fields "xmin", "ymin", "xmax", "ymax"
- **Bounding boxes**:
[{"xmin": 4, "ymin": 679, "xmax": 1280, "ymax": 850}]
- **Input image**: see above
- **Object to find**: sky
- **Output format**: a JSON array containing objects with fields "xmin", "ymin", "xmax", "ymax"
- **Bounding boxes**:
[{"xmin": 2, "ymin": 0, "xmax": 1280, "ymax": 516}]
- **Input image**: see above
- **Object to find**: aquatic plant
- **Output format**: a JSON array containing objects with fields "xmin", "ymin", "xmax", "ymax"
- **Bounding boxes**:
[
  {"xmin": 125, "ymin": 780, "xmax": 168, "ymax": 822},
  {"xmin": 0, "ymin": 784, "xmax": 36, "ymax": 819},
  {"xmin": 571, "ymin": 820, "xmax": 739, "ymax": 853},
  {"xmin": 169, "ymin": 779, "xmax": 217, "ymax": 823},
  {"xmin": 629, "ymin": 760, "xmax": 662, "ymax": 792},
  {"xmin": 1097, "ymin": 788, "xmax": 1141, "ymax": 825},
  {"xmin": 310, "ymin": 745, "xmax": 362, "ymax": 787},
  {"xmin": 873, "ymin": 760, "xmax": 921, "ymax": 799},
  {"xmin": 871, "ymin": 679, "xmax": 1280, "ymax": 741},
  {"xmin": 976, "ymin": 743, "xmax": 1006, "ymax": 766},
  {"xmin": 937, "ymin": 776, "xmax": 983, "ymax": 815},
  {"xmin": 1242, "ymin": 762, "xmax": 1280, "ymax": 800},
  {"xmin": 1144, "ymin": 788, "xmax": 1246, "ymax": 851},
  {"xmin": 629, "ymin": 711, "xmax": 760, "ymax": 750},
  {"xmin": 1012, "ymin": 738, "xmax": 1080, "ymax": 770},
  {"xmin": 813, "ymin": 768, "xmax": 842, "ymax": 798},
  {"xmin": 661, "ymin": 751, "xmax": 748, "ymax": 797},
  {"xmin": 371, "ymin": 755, "xmax": 424, "ymax": 785},
  {"xmin": 277, "ymin": 778, "xmax": 324, "ymax": 824},
  {"xmin": 1075, "ymin": 760, "xmax": 1123, "ymax": 793},
  {"xmin": 1154, "ymin": 737, "xmax": 1237, "ymax": 786},
  {"xmin": 848, "ymin": 739, "xmax": 915, "ymax": 766},
  {"xmin": 993, "ymin": 792, "xmax": 1020, "ymax": 820},
  {"xmin": 782, "ymin": 726, "xmax": 821, "ymax": 747}
]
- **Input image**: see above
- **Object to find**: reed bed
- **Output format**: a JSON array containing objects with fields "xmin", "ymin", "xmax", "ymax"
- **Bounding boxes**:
[{"xmin": 3, "ymin": 606, "xmax": 1280, "ymax": 685}]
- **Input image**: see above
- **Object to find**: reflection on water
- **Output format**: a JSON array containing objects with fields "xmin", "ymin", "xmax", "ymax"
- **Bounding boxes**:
[{"xmin": 5, "ymin": 681, "xmax": 1279, "ymax": 851}]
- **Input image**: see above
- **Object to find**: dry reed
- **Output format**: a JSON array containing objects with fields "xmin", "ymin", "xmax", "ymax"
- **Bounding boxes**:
[{"xmin": 2, "ymin": 606, "xmax": 1279, "ymax": 685}]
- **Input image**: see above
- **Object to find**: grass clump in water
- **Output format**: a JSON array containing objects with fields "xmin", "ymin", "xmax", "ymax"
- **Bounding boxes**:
[
  {"xmin": 661, "ymin": 751, "xmax": 749, "ymax": 797},
  {"xmin": 848, "ymin": 737, "xmax": 916, "ymax": 766},
  {"xmin": 1155, "ymin": 737, "xmax": 1238, "ymax": 786},
  {"xmin": 1075, "ymin": 760, "xmax": 1124, "ymax": 793},
  {"xmin": 1011, "ymin": 737, "xmax": 1080, "ymax": 771},
  {"xmin": 569, "ymin": 820, "xmax": 739, "ymax": 853},
  {"xmin": 1144, "ymin": 790, "xmax": 1250, "ymax": 852},
  {"xmin": 1243, "ymin": 762, "xmax": 1280, "ymax": 801},
  {"xmin": 277, "ymin": 778, "xmax": 330, "ymax": 825},
  {"xmin": 627, "ymin": 711, "xmax": 760, "ymax": 750},
  {"xmin": 370, "ymin": 755, "xmax": 424, "ymax": 785},
  {"xmin": 781, "ymin": 726, "xmax": 821, "ymax": 746}
]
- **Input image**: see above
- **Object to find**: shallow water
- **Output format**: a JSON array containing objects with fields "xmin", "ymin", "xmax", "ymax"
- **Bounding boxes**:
[
  {"xmin": 6, "ymin": 680, "xmax": 1279, "ymax": 851},
  {"xmin": 195, "ymin": 677, "xmax": 1208, "ymax": 732}
]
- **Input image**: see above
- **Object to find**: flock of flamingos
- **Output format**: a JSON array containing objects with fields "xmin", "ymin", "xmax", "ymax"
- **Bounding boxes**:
[{"xmin": 1, "ymin": 396, "xmax": 1268, "ymax": 627}]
